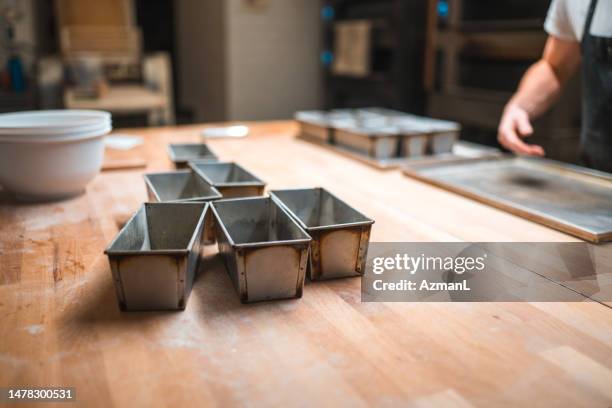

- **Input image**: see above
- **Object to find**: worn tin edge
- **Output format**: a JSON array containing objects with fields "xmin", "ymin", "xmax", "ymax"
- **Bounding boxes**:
[
  {"xmin": 104, "ymin": 202, "xmax": 209, "ymax": 255},
  {"xmin": 212, "ymin": 196, "xmax": 312, "ymax": 249},
  {"xmin": 270, "ymin": 188, "xmax": 375, "ymax": 232},
  {"xmin": 188, "ymin": 161, "xmax": 267, "ymax": 188},
  {"xmin": 167, "ymin": 143, "xmax": 219, "ymax": 164},
  {"xmin": 143, "ymin": 170, "xmax": 223, "ymax": 202}
]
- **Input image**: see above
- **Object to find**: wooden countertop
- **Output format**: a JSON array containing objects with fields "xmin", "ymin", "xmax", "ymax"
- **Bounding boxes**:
[{"xmin": 1, "ymin": 121, "xmax": 612, "ymax": 407}]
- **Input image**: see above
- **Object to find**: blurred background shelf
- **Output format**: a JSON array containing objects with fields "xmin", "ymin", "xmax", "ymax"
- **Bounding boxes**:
[
  {"xmin": 321, "ymin": 0, "xmax": 428, "ymax": 114},
  {"xmin": 425, "ymin": 0, "xmax": 581, "ymax": 163},
  {"xmin": 0, "ymin": 0, "xmax": 583, "ymax": 163}
]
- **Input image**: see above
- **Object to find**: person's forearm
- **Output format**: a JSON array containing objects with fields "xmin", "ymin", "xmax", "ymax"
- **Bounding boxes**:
[
  {"xmin": 498, "ymin": 36, "xmax": 580, "ymax": 156},
  {"xmin": 508, "ymin": 60, "xmax": 563, "ymax": 118}
]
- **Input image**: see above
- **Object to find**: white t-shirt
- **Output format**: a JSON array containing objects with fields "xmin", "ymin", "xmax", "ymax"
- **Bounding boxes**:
[{"xmin": 544, "ymin": 0, "xmax": 612, "ymax": 41}]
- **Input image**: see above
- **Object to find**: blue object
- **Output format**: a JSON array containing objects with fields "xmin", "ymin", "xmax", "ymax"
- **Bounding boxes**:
[
  {"xmin": 437, "ymin": 0, "xmax": 449, "ymax": 18},
  {"xmin": 7, "ymin": 55, "xmax": 25, "ymax": 92},
  {"xmin": 320, "ymin": 51, "xmax": 334, "ymax": 66},
  {"xmin": 321, "ymin": 5, "xmax": 334, "ymax": 21}
]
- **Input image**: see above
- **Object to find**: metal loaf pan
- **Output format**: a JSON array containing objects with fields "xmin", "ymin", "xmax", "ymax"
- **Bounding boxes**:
[
  {"xmin": 212, "ymin": 196, "xmax": 311, "ymax": 303},
  {"xmin": 189, "ymin": 161, "xmax": 266, "ymax": 199},
  {"xmin": 168, "ymin": 143, "xmax": 218, "ymax": 168},
  {"xmin": 295, "ymin": 110, "xmax": 356, "ymax": 144},
  {"xmin": 144, "ymin": 170, "xmax": 222, "ymax": 203},
  {"xmin": 334, "ymin": 126, "xmax": 400, "ymax": 159},
  {"xmin": 400, "ymin": 133, "xmax": 428, "ymax": 157},
  {"xmin": 104, "ymin": 202, "xmax": 208, "ymax": 311},
  {"xmin": 271, "ymin": 188, "xmax": 374, "ymax": 280},
  {"xmin": 430, "ymin": 131, "xmax": 460, "ymax": 154}
]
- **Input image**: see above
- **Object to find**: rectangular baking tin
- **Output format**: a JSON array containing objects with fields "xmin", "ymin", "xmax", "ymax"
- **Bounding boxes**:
[
  {"xmin": 271, "ymin": 188, "xmax": 374, "ymax": 280},
  {"xmin": 212, "ymin": 196, "xmax": 311, "ymax": 303},
  {"xmin": 189, "ymin": 161, "xmax": 266, "ymax": 199},
  {"xmin": 168, "ymin": 143, "xmax": 218, "ymax": 168},
  {"xmin": 144, "ymin": 170, "xmax": 222, "ymax": 202},
  {"xmin": 430, "ymin": 131, "xmax": 460, "ymax": 154},
  {"xmin": 104, "ymin": 202, "xmax": 208, "ymax": 311},
  {"xmin": 334, "ymin": 126, "xmax": 400, "ymax": 159}
]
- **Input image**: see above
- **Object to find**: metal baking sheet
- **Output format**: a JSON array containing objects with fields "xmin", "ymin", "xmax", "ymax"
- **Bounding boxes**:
[
  {"xmin": 189, "ymin": 161, "xmax": 266, "ymax": 199},
  {"xmin": 404, "ymin": 157, "xmax": 612, "ymax": 243}
]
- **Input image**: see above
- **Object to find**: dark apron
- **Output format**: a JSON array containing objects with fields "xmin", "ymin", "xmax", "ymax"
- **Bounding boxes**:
[{"xmin": 581, "ymin": 0, "xmax": 612, "ymax": 172}]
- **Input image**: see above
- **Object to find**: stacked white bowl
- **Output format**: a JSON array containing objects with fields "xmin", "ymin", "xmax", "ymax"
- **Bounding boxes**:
[{"xmin": 0, "ymin": 110, "xmax": 112, "ymax": 201}]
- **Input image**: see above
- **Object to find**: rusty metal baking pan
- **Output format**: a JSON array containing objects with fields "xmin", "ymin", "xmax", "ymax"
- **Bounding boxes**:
[
  {"xmin": 167, "ymin": 143, "xmax": 218, "ymax": 168},
  {"xmin": 104, "ymin": 202, "xmax": 208, "ymax": 311},
  {"xmin": 212, "ymin": 196, "xmax": 311, "ymax": 303},
  {"xmin": 144, "ymin": 170, "xmax": 222, "ymax": 202},
  {"xmin": 334, "ymin": 126, "xmax": 400, "ymax": 159},
  {"xmin": 188, "ymin": 161, "xmax": 265, "ymax": 199},
  {"xmin": 271, "ymin": 188, "xmax": 374, "ymax": 280}
]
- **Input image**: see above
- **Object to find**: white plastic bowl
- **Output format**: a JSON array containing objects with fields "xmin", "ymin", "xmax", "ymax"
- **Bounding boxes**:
[
  {"xmin": 0, "ymin": 110, "xmax": 111, "ymax": 135},
  {"xmin": 0, "ymin": 125, "xmax": 111, "ymax": 201},
  {"xmin": 0, "ymin": 122, "xmax": 111, "ymax": 142}
]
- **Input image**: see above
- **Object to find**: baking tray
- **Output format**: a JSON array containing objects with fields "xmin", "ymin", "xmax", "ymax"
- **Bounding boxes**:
[
  {"xmin": 334, "ymin": 126, "xmax": 401, "ymax": 159},
  {"xmin": 189, "ymin": 161, "xmax": 265, "ymax": 199},
  {"xmin": 404, "ymin": 156, "xmax": 612, "ymax": 243},
  {"xmin": 168, "ymin": 143, "xmax": 218, "ymax": 168},
  {"xmin": 298, "ymin": 134, "xmax": 500, "ymax": 170},
  {"xmin": 212, "ymin": 196, "xmax": 311, "ymax": 303},
  {"xmin": 401, "ymin": 134, "xmax": 428, "ymax": 157},
  {"xmin": 104, "ymin": 202, "xmax": 208, "ymax": 311},
  {"xmin": 393, "ymin": 116, "xmax": 460, "ymax": 155},
  {"xmin": 402, "ymin": 141, "xmax": 502, "ymax": 171},
  {"xmin": 430, "ymin": 131, "xmax": 459, "ymax": 154},
  {"xmin": 271, "ymin": 188, "xmax": 374, "ymax": 280},
  {"xmin": 144, "ymin": 170, "xmax": 222, "ymax": 203},
  {"xmin": 295, "ymin": 110, "xmax": 356, "ymax": 144}
]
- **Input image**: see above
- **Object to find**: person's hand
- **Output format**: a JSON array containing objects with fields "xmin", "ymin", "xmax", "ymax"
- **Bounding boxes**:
[{"xmin": 497, "ymin": 104, "xmax": 544, "ymax": 156}]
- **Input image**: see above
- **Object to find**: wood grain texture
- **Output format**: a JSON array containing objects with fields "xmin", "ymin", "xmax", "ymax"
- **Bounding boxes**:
[{"xmin": 1, "ymin": 121, "xmax": 612, "ymax": 407}]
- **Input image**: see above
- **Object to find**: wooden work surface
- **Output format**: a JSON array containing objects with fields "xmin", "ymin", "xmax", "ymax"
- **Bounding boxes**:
[{"xmin": 1, "ymin": 121, "xmax": 612, "ymax": 407}]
